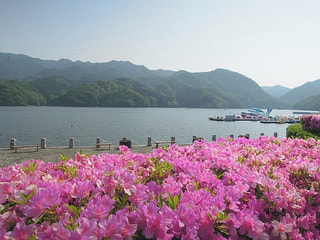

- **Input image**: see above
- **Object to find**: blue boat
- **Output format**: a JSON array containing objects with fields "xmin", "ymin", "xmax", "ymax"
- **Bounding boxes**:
[{"xmin": 241, "ymin": 108, "xmax": 272, "ymax": 117}]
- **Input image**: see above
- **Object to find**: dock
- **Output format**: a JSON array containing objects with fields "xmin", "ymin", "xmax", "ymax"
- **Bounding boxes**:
[{"xmin": 293, "ymin": 111, "xmax": 320, "ymax": 115}]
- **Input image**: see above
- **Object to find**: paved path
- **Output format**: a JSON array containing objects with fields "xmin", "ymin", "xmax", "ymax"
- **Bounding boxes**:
[{"xmin": 0, "ymin": 145, "xmax": 155, "ymax": 168}]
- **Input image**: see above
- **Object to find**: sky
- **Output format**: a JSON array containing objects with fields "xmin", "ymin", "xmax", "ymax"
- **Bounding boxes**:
[{"xmin": 1, "ymin": 0, "xmax": 320, "ymax": 89}]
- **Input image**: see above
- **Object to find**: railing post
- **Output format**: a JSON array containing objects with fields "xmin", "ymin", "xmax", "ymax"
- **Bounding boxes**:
[
  {"xmin": 96, "ymin": 137, "xmax": 101, "ymax": 149},
  {"xmin": 41, "ymin": 138, "xmax": 47, "ymax": 149},
  {"xmin": 212, "ymin": 135, "xmax": 216, "ymax": 141},
  {"xmin": 192, "ymin": 136, "xmax": 197, "ymax": 143},
  {"xmin": 147, "ymin": 136, "xmax": 152, "ymax": 146},
  {"xmin": 10, "ymin": 138, "xmax": 16, "ymax": 150},
  {"xmin": 274, "ymin": 132, "xmax": 278, "ymax": 138},
  {"xmin": 69, "ymin": 137, "xmax": 74, "ymax": 148},
  {"xmin": 171, "ymin": 136, "xmax": 175, "ymax": 144}
]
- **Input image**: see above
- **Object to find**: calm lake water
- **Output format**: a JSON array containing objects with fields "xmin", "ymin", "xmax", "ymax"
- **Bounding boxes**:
[{"xmin": 0, "ymin": 106, "xmax": 299, "ymax": 148}]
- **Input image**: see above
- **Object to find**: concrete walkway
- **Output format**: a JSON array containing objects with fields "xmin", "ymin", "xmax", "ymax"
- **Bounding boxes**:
[{"xmin": 0, "ymin": 145, "xmax": 155, "ymax": 168}]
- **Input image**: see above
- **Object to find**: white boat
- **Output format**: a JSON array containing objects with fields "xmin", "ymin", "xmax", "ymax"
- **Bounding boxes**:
[
  {"xmin": 224, "ymin": 114, "xmax": 236, "ymax": 121},
  {"xmin": 241, "ymin": 108, "xmax": 272, "ymax": 118},
  {"xmin": 260, "ymin": 116, "xmax": 298, "ymax": 124},
  {"xmin": 208, "ymin": 116, "xmax": 224, "ymax": 121}
]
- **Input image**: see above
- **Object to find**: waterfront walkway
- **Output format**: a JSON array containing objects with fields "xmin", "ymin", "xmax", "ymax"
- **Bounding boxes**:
[{"xmin": 0, "ymin": 145, "xmax": 156, "ymax": 168}]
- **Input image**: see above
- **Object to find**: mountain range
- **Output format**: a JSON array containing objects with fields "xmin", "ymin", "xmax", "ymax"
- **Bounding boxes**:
[{"xmin": 0, "ymin": 52, "xmax": 319, "ymax": 110}]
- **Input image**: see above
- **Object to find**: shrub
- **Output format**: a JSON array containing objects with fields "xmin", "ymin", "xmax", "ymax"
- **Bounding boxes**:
[
  {"xmin": 1, "ymin": 138, "xmax": 320, "ymax": 239},
  {"xmin": 301, "ymin": 114, "xmax": 320, "ymax": 134},
  {"xmin": 286, "ymin": 123, "xmax": 320, "ymax": 140}
]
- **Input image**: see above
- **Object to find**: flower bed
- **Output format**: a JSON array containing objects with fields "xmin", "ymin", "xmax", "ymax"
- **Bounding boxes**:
[
  {"xmin": 301, "ymin": 114, "xmax": 320, "ymax": 134},
  {"xmin": 1, "ymin": 137, "xmax": 320, "ymax": 239}
]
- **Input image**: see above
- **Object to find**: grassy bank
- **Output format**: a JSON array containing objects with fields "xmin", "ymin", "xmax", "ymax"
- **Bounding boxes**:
[{"xmin": 286, "ymin": 123, "xmax": 320, "ymax": 140}]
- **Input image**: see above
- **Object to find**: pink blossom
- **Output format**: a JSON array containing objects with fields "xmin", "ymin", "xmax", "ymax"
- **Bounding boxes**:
[
  {"xmin": 1, "ymin": 136, "xmax": 320, "ymax": 238},
  {"xmin": 5, "ymin": 222, "xmax": 34, "ymax": 240},
  {"xmin": 76, "ymin": 218, "xmax": 98, "ymax": 239},
  {"xmin": 70, "ymin": 180, "xmax": 94, "ymax": 199},
  {"xmin": 23, "ymin": 187, "xmax": 61, "ymax": 218},
  {"xmin": 271, "ymin": 213, "xmax": 296, "ymax": 239},
  {"xmin": 82, "ymin": 194, "xmax": 115, "ymax": 221}
]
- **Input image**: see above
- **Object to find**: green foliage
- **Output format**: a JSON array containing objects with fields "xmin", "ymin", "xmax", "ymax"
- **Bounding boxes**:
[
  {"xmin": 286, "ymin": 123, "xmax": 320, "ymax": 140},
  {"xmin": 34, "ymin": 205, "xmax": 59, "ymax": 224},
  {"xmin": 31, "ymin": 75, "xmax": 73, "ymax": 103},
  {"xmin": 0, "ymin": 80, "xmax": 46, "ymax": 106},
  {"xmin": 142, "ymin": 158, "xmax": 173, "ymax": 185},
  {"xmin": 21, "ymin": 161, "xmax": 38, "ymax": 174},
  {"xmin": 166, "ymin": 192, "xmax": 181, "ymax": 210},
  {"xmin": 156, "ymin": 192, "xmax": 181, "ymax": 210},
  {"xmin": 55, "ymin": 162, "xmax": 78, "ymax": 178},
  {"xmin": 212, "ymin": 168, "xmax": 226, "ymax": 179},
  {"xmin": 208, "ymin": 211, "xmax": 230, "ymax": 237},
  {"xmin": 60, "ymin": 154, "xmax": 71, "ymax": 161},
  {"xmin": 112, "ymin": 185, "xmax": 131, "ymax": 212},
  {"xmin": 50, "ymin": 78, "xmax": 174, "ymax": 107}
]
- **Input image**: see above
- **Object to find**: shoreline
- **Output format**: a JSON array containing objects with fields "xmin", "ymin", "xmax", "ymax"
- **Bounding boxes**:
[{"xmin": 0, "ymin": 145, "xmax": 160, "ymax": 168}]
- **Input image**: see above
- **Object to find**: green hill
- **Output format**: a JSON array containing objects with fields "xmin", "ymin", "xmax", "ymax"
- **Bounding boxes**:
[
  {"xmin": 0, "ymin": 52, "xmax": 287, "ymax": 108},
  {"xmin": 292, "ymin": 94, "xmax": 320, "ymax": 111},
  {"xmin": 280, "ymin": 79, "xmax": 320, "ymax": 105},
  {"xmin": 261, "ymin": 85, "xmax": 291, "ymax": 98}
]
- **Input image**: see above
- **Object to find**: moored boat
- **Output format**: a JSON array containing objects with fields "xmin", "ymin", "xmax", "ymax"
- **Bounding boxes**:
[
  {"xmin": 208, "ymin": 116, "xmax": 224, "ymax": 121},
  {"xmin": 224, "ymin": 114, "xmax": 236, "ymax": 121},
  {"xmin": 241, "ymin": 108, "xmax": 272, "ymax": 118}
]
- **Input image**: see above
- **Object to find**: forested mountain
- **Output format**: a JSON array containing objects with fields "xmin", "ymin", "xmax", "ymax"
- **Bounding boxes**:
[
  {"xmin": 0, "ymin": 80, "xmax": 46, "ymax": 106},
  {"xmin": 0, "ymin": 53, "xmax": 173, "ymax": 86},
  {"xmin": 292, "ymin": 94, "xmax": 320, "ymax": 110},
  {"xmin": 0, "ymin": 52, "xmax": 312, "ymax": 109},
  {"xmin": 279, "ymin": 79, "xmax": 320, "ymax": 105},
  {"xmin": 50, "ymin": 78, "xmax": 175, "ymax": 107},
  {"xmin": 262, "ymin": 85, "xmax": 291, "ymax": 98}
]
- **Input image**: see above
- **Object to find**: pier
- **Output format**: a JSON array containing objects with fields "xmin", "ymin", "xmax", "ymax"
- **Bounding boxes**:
[
  {"xmin": 7, "ymin": 132, "xmax": 279, "ymax": 150},
  {"xmin": 1, "ymin": 132, "xmax": 280, "ymax": 168}
]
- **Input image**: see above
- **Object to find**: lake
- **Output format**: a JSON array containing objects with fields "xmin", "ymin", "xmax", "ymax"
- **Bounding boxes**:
[{"xmin": 0, "ymin": 106, "xmax": 298, "ymax": 148}]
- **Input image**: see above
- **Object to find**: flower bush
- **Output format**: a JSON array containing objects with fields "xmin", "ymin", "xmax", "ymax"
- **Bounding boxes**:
[
  {"xmin": 1, "ymin": 136, "xmax": 320, "ymax": 239},
  {"xmin": 301, "ymin": 115, "xmax": 320, "ymax": 134}
]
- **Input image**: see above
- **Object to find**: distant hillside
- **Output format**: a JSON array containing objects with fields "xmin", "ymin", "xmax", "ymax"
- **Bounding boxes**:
[
  {"xmin": 0, "ymin": 52, "xmax": 173, "ymax": 86},
  {"xmin": 280, "ymin": 79, "xmax": 320, "ymax": 105},
  {"xmin": 262, "ymin": 85, "xmax": 291, "ymax": 98},
  {"xmin": 193, "ymin": 69, "xmax": 282, "ymax": 108},
  {"xmin": 0, "ymin": 52, "xmax": 284, "ymax": 108},
  {"xmin": 292, "ymin": 94, "xmax": 320, "ymax": 111}
]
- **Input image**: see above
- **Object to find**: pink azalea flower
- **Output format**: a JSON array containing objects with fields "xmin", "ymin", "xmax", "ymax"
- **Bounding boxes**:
[
  {"xmin": 82, "ymin": 194, "xmax": 115, "ymax": 221},
  {"xmin": 144, "ymin": 212, "xmax": 173, "ymax": 240},
  {"xmin": 0, "ymin": 182, "xmax": 12, "ymax": 203},
  {"xmin": 119, "ymin": 145, "xmax": 130, "ymax": 154},
  {"xmin": 76, "ymin": 218, "xmax": 98, "ymax": 239},
  {"xmin": 23, "ymin": 187, "xmax": 61, "ymax": 219},
  {"xmin": 129, "ymin": 183, "xmax": 149, "ymax": 207},
  {"xmin": 54, "ymin": 221, "xmax": 71, "ymax": 239},
  {"xmin": 98, "ymin": 214, "xmax": 124, "ymax": 239},
  {"xmin": 115, "ymin": 168, "xmax": 136, "ymax": 195},
  {"xmin": 70, "ymin": 180, "xmax": 94, "ymax": 199},
  {"xmin": 271, "ymin": 213, "xmax": 296, "ymax": 239},
  {"xmin": 6, "ymin": 222, "xmax": 34, "ymax": 240}
]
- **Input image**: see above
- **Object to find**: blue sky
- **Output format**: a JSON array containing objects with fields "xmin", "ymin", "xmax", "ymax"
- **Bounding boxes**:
[{"xmin": 1, "ymin": 0, "xmax": 320, "ymax": 88}]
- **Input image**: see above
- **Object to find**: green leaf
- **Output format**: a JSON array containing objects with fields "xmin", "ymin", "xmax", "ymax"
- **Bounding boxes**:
[
  {"xmin": 21, "ymin": 189, "xmax": 35, "ymax": 203},
  {"xmin": 166, "ymin": 192, "xmax": 181, "ymax": 210},
  {"xmin": 60, "ymin": 154, "xmax": 71, "ymax": 161}
]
